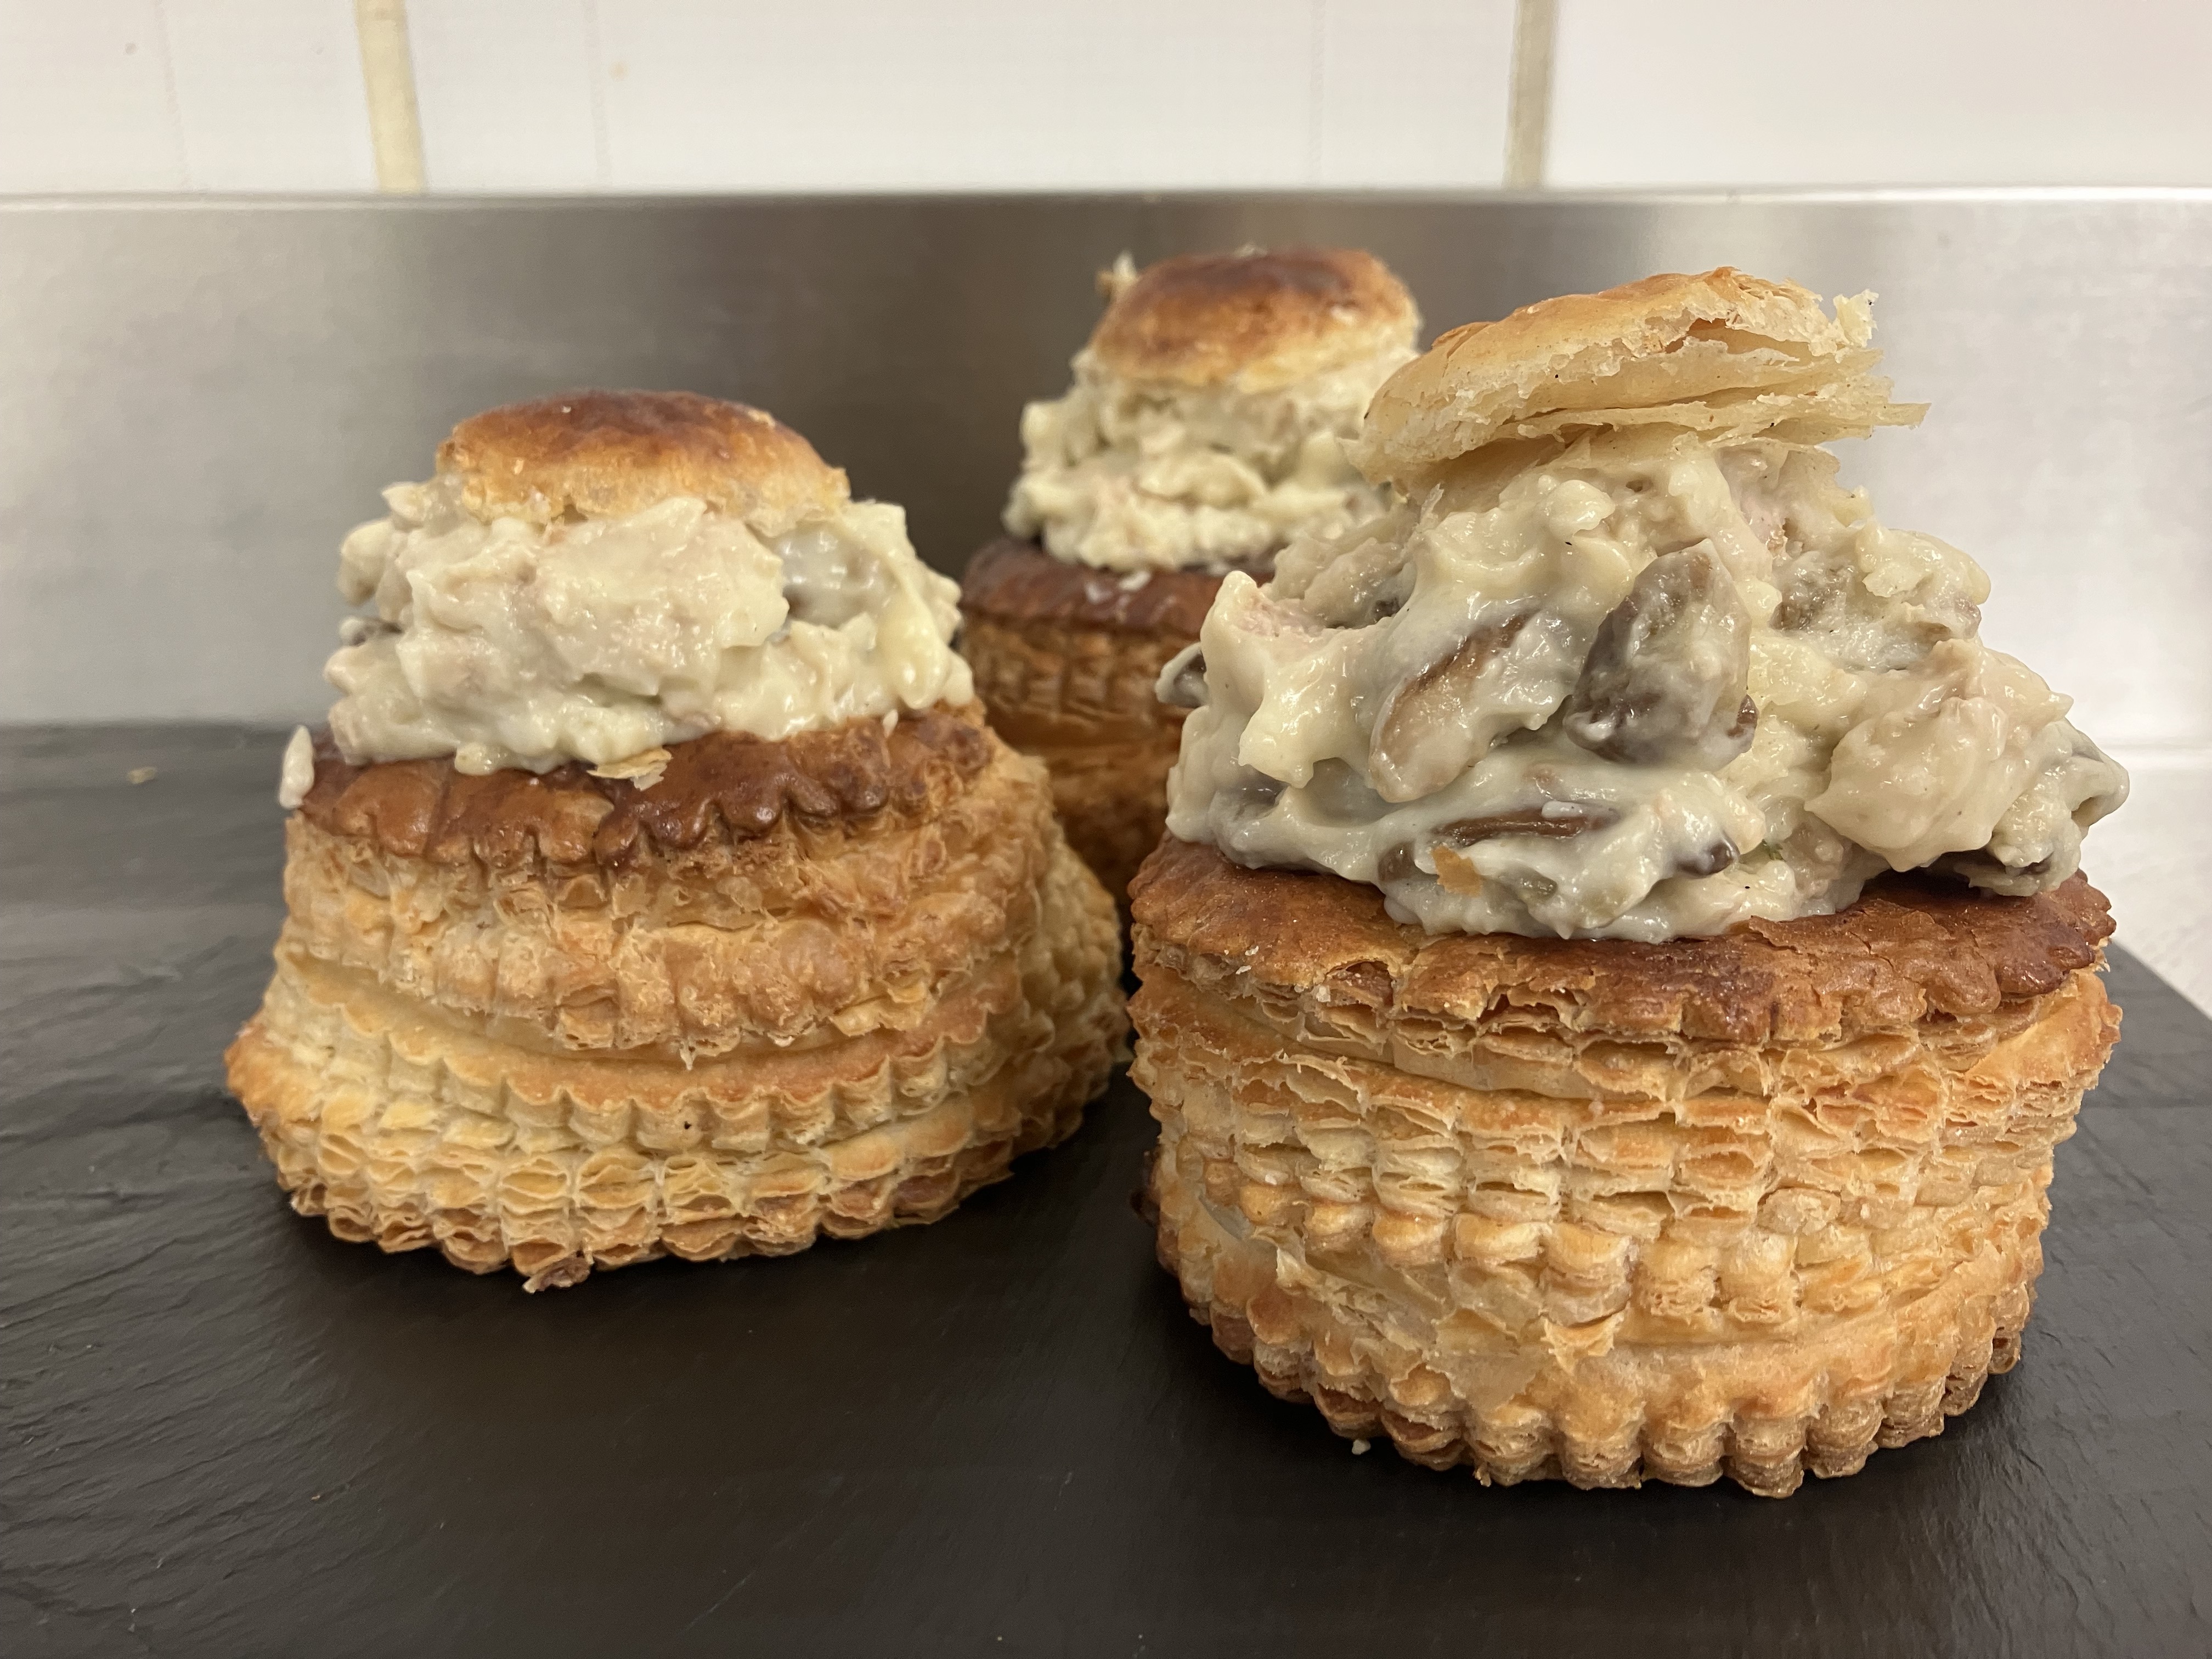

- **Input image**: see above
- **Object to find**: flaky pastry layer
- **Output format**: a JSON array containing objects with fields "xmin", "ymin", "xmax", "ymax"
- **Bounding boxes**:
[
  {"xmin": 234, "ymin": 838, "xmax": 1121, "ymax": 1289},
  {"xmin": 228, "ymin": 709, "xmax": 1128, "ymax": 1284},
  {"xmin": 963, "ymin": 546, "xmax": 1208, "ymax": 903},
  {"xmin": 1128, "ymin": 848, "xmax": 2120, "ymax": 1493},
  {"xmin": 285, "ymin": 709, "xmax": 1058, "ymax": 1056},
  {"xmin": 1351, "ymin": 268, "xmax": 1923, "ymax": 494},
  {"xmin": 1134, "ymin": 838, "xmax": 2114, "ymax": 1049}
]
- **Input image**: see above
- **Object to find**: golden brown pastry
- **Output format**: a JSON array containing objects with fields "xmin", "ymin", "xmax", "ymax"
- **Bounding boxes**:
[
  {"xmin": 1132, "ymin": 269, "xmax": 2129, "ymax": 1490},
  {"xmin": 1132, "ymin": 841, "xmax": 2119, "ymax": 1496},
  {"xmin": 227, "ymin": 392, "xmax": 1125, "ymax": 1288},
  {"xmin": 961, "ymin": 247, "xmax": 1420, "ymax": 903}
]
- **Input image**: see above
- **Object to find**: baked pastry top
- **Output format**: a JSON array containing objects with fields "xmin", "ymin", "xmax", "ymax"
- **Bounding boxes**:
[
  {"xmin": 1088, "ymin": 246, "xmax": 1419, "ymax": 392},
  {"xmin": 1349, "ymin": 268, "xmax": 1923, "ymax": 493},
  {"xmin": 437, "ymin": 388, "xmax": 847, "ymax": 530}
]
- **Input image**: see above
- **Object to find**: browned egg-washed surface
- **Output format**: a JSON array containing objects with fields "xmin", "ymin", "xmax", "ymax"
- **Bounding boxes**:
[
  {"xmin": 224, "ymin": 708, "xmax": 1127, "ymax": 1288},
  {"xmin": 1129, "ymin": 840, "xmax": 2120, "ymax": 1496},
  {"xmin": 960, "ymin": 538, "xmax": 1269, "ymax": 905}
]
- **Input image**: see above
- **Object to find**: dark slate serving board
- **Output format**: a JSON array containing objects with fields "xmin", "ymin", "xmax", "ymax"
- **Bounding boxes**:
[{"xmin": 4, "ymin": 726, "xmax": 2207, "ymax": 1657}]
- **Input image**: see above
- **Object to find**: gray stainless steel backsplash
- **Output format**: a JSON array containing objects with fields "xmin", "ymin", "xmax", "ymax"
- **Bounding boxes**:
[{"xmin": 2, "ymin": 191, "xmax": 2208, "ymax": 737}]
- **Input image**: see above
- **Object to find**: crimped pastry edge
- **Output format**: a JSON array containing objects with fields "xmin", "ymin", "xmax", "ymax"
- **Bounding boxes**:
[
  {"xmin": 1147, "ymin": 1139, "xmax": 2035, "ymax": 1497},
  {"xmin": 1131, "ymin": 838, "xmax": 2117, "ymax": 1048},
  {"xmin": 1125, "ymin": 846, "xmax": 2121, "ymax": 1494},
  {"xmin": 961, "ymin": 597, "xmax": 1188, "ymax": 906},
  {"xmin": 283, "ymin": 717, "xmax": 1064, "ymax": 1056},
  {"xmin": 228, "ymin": 840, "xmax": 1125, "ymax": 1289},
  {"xmin": 960, "ymin": 537, "xmax": 1242, "ymax": 639},
  {"xmin": 297, "ymin": 703, "xmax": 997, "ymax": 868}
]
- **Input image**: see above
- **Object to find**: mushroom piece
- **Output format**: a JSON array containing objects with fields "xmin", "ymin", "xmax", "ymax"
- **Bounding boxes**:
[
  {"xmin": 1562, "ymin": 545, "xmax": 1757, "ymax": 770},
  {"xmin": 1674, "ymin": 836, "xmax": 1740, "ymax": 878},
  {"xmin": 1156, "ymin": 642, "xmax": 1208, "ymax": 709},
  {"xmin": 1367, "ymin": 600, "xmax": 1540, "ymax": 802},
  {"xmin": 778, "ymin": 522, "xmax": 886, "ymax": 628},
  {"xmin": 1376, "ymin": 842, "xmax": 1419, "ymax": 885},
  {"xmin": 1432, "ymin": 802, "xmax": 1621, "ymax": 844},
  {"xmin": 1375, "ymin": 801, "xmax": 1624, "ymax": 894}
]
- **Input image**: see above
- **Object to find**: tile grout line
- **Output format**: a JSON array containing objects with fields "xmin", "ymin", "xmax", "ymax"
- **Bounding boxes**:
[
  {"xmin": 1307, "ymin": 0, "xmax": 1328, "ymax": 185},
  {"xmin": 354, "ymin": 0, "xmax": 426, "ymax": 193},
  {"xmin": 581, "ymin": 0, "xmax": 613, "ymax": 191},
  {"xmin": 148, "ymin": 0, "xmax": 190, "ymax": 190},
  {"xmin": 1505, "ymin": 0, "xmax": 1556, "ymax": 189}
]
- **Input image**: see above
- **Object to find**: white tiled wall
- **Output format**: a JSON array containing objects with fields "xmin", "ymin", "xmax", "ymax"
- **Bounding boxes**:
[
  {"xmin": 0, "ymin": 0, "xmax": 374, "ymax": 193},
  {"xmin": 5, "ymin": 1, "xmax": 2208, "ymax": 194},
  {"xmin": 1550, "ymin": 0, "xmax": 2212, "ymax": 188},
  {"xmin": 2, "ymin": 1, "xmax": 1519, "ymax": 195}
]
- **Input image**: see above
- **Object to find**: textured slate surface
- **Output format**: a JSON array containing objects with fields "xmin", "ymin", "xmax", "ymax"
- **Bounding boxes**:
[{"xmin": 4, "ymin": 725, "xmax": 2208, "ymax": 1657}]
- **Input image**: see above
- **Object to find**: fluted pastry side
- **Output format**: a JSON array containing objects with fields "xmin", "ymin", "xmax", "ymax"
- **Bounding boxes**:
[
  {"xmin": 228, "ymin": 708, "xmax": 1126, "ymax": 1287},
  {"xmin": 1128, "ymin": 843, "xmax": 2120, "ymax": 1494},
  {"xmin": 961, "ymin": 549, "xmax": 1201, "ymax": 904},
  {"xmin": 280, "ymin": 715, "xmax": 1053, "ymax": 1057}
]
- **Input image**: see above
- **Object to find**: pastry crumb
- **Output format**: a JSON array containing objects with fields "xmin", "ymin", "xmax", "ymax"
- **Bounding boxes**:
[
  {"xmin": 589, "ymin": 747, "xmax": 672, "ymax": 791},
  {"xmin": 1352, "ymin": 1437, "xmax": 1372, "ymax": 1455},
  {"xmin": 127, "ymin": 766, "xmax": 157, "ymax": 785}
]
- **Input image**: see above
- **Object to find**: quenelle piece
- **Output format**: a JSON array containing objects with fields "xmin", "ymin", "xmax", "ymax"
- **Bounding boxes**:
[
  {"xmin": 1130, "ymin": 270, "xmax": 2127, "ymax": 1493},
  {"xmin": 960, "ymin": 247, "xmax": 1420, "ymax": 905},
  {"xmin": 228, "ymin": 391, "xmax": 1126, "ymax": 1289}
]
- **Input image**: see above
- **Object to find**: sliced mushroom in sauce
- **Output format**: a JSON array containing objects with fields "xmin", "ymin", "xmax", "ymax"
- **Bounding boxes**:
[
  {"xmin": 1562, "ymin": 545, "xmax": 1757, "ymax": 770},
  {"xmin": 1375, "ymin": 842, "xmax": 1419, "ymax": 885},
  {"xmin": 1432, "ymin": 802, "xmax": 1622, "ymax": 844},
  {"xmin": 1156, "ymin": 642, "xmax": 1209, "ymax": 709},
  {"xmin": 1367, "ymin": 601, "xmax": 1541, "ymax": 802},
  {"xmin": 1674, "ymin": 837, "xmax": 1739, "ymax": 878}
]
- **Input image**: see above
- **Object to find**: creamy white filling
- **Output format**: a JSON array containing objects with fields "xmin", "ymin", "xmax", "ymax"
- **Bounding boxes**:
[
  {"xmin": 1003, "ymin": 343, "xmax": 1415, "ymax": 573},
  {"xmin": 1163, "ymin": 427, "xmax": 2127, "ymax": 941},
  {"xmin": 321, "ymin": 476, "xmax": 973, "ymax": 774}
]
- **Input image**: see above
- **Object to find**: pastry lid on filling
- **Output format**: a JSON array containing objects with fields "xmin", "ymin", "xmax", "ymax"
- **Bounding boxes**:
[
  {"xmin": 309, "ymin": 390, "xmax": 973, "ymax": 778},
  {"xmin": 1087, "ymin": 246, "xmax": 1419, "ymax": 393},
  {"xmin": 1002, "ymin": 248, "xmax": 1421, "ymax": 575},
  {"xmin": 1348, "ymin": 267, "xmax": 1924, "ymax": 492},
  {"xmin": 1162, "ymin": 269, "xmax": 2128, "ymax": 944},
  {"xmin": 435, "ymin": 388, "xmax": 850, "ymax": 531}
]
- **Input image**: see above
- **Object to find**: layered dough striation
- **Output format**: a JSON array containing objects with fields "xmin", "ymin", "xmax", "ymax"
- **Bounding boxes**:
[
  {"xmin": 1129, "ymin": 838, "xmax": 2119, "ymax": 1494},
  {"xmin": 961, "ymin": 538, "xmax": 1246, "ymax": 904},
  {"xmin": 227, "ymin": 705, "xmax": 1126, "ymax": 1288}
]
